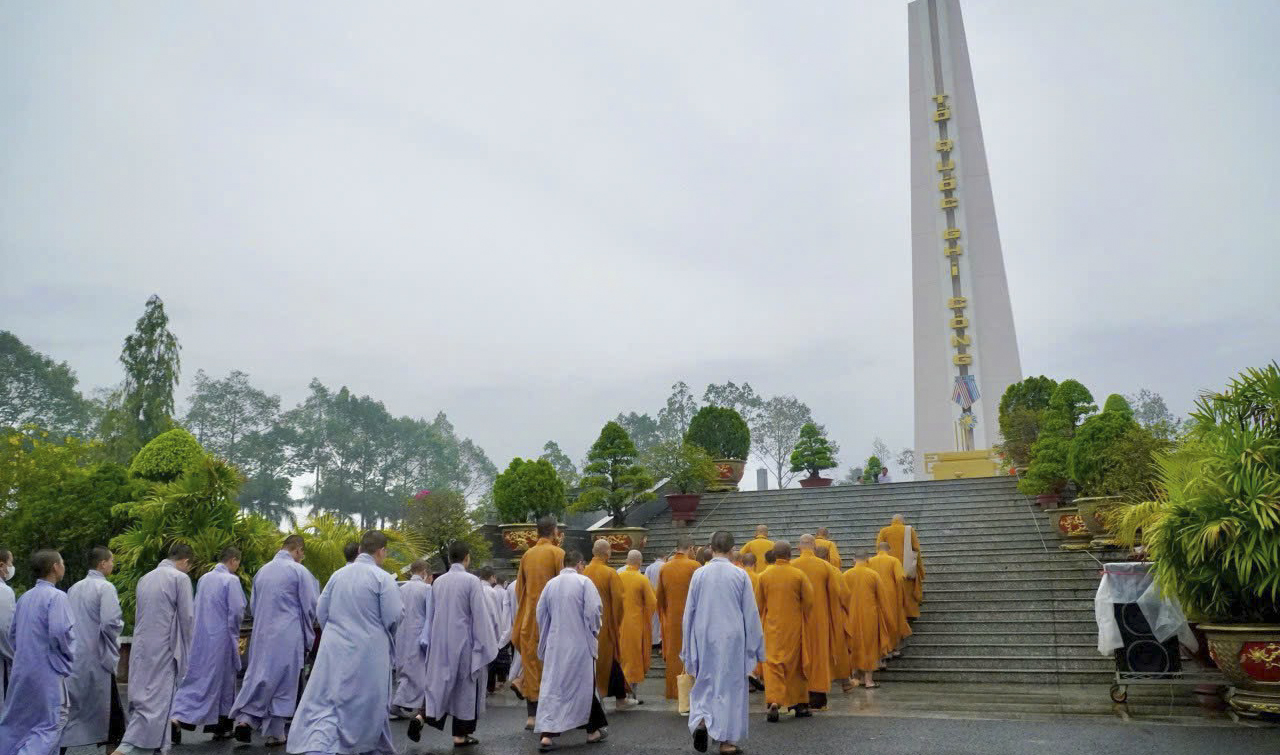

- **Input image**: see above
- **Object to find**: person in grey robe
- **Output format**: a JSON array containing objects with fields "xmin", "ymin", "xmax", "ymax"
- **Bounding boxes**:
[
  {"xmin": 505, "ymin": 579, "xmax": 522, "ymax": 686},
  {"xmin": 230, "ymin": 535, "xmax": 318, "ymax": 746},
  {"xmin": 171, "ymin": 547, "xmax": 246, "ymax": 740},
  {"xmin": 643, "ymin": 557, "xmax": 664, "ymax": 645},
  {"xmin": 390, "ymin": 559, "xmax": 432, "ymax": 717},
  {"xmin": 286, "ymin": 530, "xmax": 402, "ymax": 755},
  {"xmin": 112, "ymin": 543, "xmax": 195, "ymax": 755},
  {"xmin": 479, "ymin": 567, "xmax": 507, "ymax": 693},
  {"xmin": 61, "ymin": 547, "xmax": 126, "ymax": 750},
  {"xmin": 682, "ymin": 531, "xmax": 765, "ymax": 755},
  {"xmin": 534, "ymin": 550, "xmax": 607, "ymax": 751},
  {"xmin": 0, "ymin": 550, "xmax": 75, "ymax": 755},
  {"xmin": 0, "ymin": 548, "xmax": 15, "ymax": 705},
  {"xmin": 408, "ymin": 542, "xmax": 499, "ymax": 747}
]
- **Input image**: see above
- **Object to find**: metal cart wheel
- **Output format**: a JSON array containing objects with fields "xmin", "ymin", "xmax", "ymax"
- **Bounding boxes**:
[{"xmin": 1110, "ymin": 684, "xmax": 1128, "ymax": 703}]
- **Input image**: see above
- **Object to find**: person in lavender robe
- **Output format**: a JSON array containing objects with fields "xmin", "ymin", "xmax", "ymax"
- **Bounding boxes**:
[
  {"xmin": 506, "ymin": 578, "xmax": 523, "ymax": 690},
  {"xmin": 111, "ymin": 543, "xmax": 195, "ymax": 755},
  {"xmin": 682, "ymin": 531, "xmax": 765, "ymax": 755},
  {"xmin": 285, "ymin": 530, "xmax": 402, "ymax": 755},
  {"xmin": 407, "ymin": 542, "xmax": 499, "ymax": 748},
  {"xmin": 230, "ymin": 535, "xmax": 317, "ymax": 746},
  {"xmin": 61, "ymin": 547, "xmax": 126, "ymax": 751},
  {"xmin": 0, "ymin": 548, "xmax": 15, "ymax": 705},
  {"xmin": 390, "ymin": 559, "xmax": 432, "ymax": 718},
  {"xmin": 0, "ymin": 550, "xmax": 75, "ymax": 755},
  {"xmin": 477, "ymin": 566, "xmax": 506, "ymax": 694},
  {"xmin": 644, "ymin": 557, "xmax": 664, "ymax": 646},
  {"xmin": 534, "ymin": 550, "xmax": 607, "ymax": 751},
  {"xmin": 171, "ymin": 547, "xmax": 246, "ymax": 740}
]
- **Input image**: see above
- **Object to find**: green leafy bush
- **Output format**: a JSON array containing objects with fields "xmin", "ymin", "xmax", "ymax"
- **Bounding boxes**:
[
  {"xmin": 1018, "ymin": 379, "xmax": 1096, "ymax": 496},
  {"xmin": 575, "ymin": 422, "xmax": 654, "ymax": 523},
  {"xmin": 998, "ymin": 376, "xmax": 1059, "ymax": 468},
  {"xmin": 1150, "ymin": 363, "xmax": 1280, "ymax": 622},
  {"xmin": 492, "ymin": 457, "xmax": 566, "ymax": 524},
  {"xmin": 129, "ymin": 428, "xmax": 204, "ymax": 482},
  {"xmin": 645, "ymin": 440, "xmax": 719, "ymax": 495},
  {"xmin": 685, "ymin": 406, "xmax": 750, "ymax": 460},
  {"xmin": 789, "ymin": 423, "xmax": 838, "ymax": 477},
  {"xmin": 862, "ymin": 455, "xmax": 884, "ymax": 483},
  {"xmin": 1069, "ymin": 394, "xmax": 1140, "ymax": 496},
  {"xmin": 1103, "ymin": 393, "xmax": 1134, "ymax": 418}
]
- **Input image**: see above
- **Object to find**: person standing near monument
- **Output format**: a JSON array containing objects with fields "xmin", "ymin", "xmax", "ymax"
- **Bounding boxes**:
[
  {"xmin": 0, "ymin": 549, "xmax": 16, "ymax": 707},
  {"xmin": 682, "ymin": 531, "xmax": 764, "ymax": 755},
  {"xmin": 616, "ymin": 550, "xmax": 657, "ymax": 703},
  {"xmin": 171, "ymin": 547, "xmax": 247, "ymax": 741},
  {"xmin": 0, "ymin": 550, "xmax": 75, "ymax": 755},
  {"xmin": 739, "ymin": 527, "xmax": 774, "ymax": 575},
  {"xmin": 756, "ymin": 541, "xmax": 814, "ymax": 723},
  {"xmin": 534, "ymin": 550, "xmax": 607, "ymax": 750},
  {"xmin": 230, "ymin": 535, "xmax": 318, "ymax": 745},
  {"xmin": 877, "ymin": 515, "xmax": 924, "ymax": 620},
  {"xmin": 62, "ymin": 547, "xmax": 126, "ymax": 752},
  {"xmin": 391, "ymin": 559, "xmax": 433, "ymax": 717},
  {"xmin": 286, "ymin": 531, "xmax": 403, "ymax": 755},
  {"xmin": 656, "ymin": 535, "xmax": 699, "ymax": 700},
  {"xmin": 583, "ymin": 539, "xmax": 627, "ymax": 707},
  {"xmin": 514, "ymin": 516, "xmax": 566, "ymax": 730}
]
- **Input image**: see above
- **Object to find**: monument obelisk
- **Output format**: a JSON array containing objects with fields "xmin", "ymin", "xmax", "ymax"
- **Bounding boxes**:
[{"xmin": 909, "ymin": 0, "xmax": 1022, "ymax": 478}]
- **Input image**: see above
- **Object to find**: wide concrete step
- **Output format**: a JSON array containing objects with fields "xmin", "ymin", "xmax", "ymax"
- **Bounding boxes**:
[
  {"xmin": 927, "ymin": 572, "xmax": 1101, "ymax": 585},
  {"xmin": 926, "ymin": 588, "xmax": 1098, "ymax": 601},
  {"xmin": 909, "ymin": 617, "xmax": 1096, "ymax": 632},
  {"xmin": 904, "ymin": 643, "xmax": 1102, "ymax": 659},
  {"xmin": 883, "ymin": 653, "xmax": 1110, "ymax": 671},
  {"xmin": 875, "ymin": 667, "xmax": 1114, "ymax": 684}
]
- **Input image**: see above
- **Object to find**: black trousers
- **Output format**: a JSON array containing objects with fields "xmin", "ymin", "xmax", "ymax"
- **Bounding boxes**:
[
  {"xmin": 606, "ymin": 660, "xmax": 627, "ymax": 701},
  {"xmin": 545, "ymin": 694, "xmax": 607, "ymax": 737},
  {"xmin": 425, "ymin": 713, "xmax": 476, "ymax": 737}
]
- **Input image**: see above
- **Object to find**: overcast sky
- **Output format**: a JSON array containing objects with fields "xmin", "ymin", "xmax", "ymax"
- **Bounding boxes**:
[{"xmin": 3, "ymin": 1, "xmax": 1277, "ymax": 475}]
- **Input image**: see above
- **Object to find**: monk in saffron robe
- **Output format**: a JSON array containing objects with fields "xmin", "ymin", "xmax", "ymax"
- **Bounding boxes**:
[
  {"xmin": 583, "ymin": 539, "xmax": 627, "ymax": 706},
  {"xmin": 62, "ymin": 547, "xmax": 125, "ymax": 751},
  {"xmin": 683, "ymin": 531, "xmax": 764, "ymax": 755},
  {"xmin": 739, "ymin": 526, "xmax": 774, "ymax": 575},
  {"xmin": 814, "ymin": 527, "xmax": 842, "ymax": 569},
  {"xmin": 756, "ymin": 541, "xmax": 814, "ymax": 723},
  {"xmin": 655, "ymin": 535, "xmax": 700, "ymax": 699},
  {"xmin": 842, "ymin": 550, "xmax": 893, "ymax": 688},
  {"xmin": 616, "ymin": 550, "xmax": 656, "ymax": 701},
  {"xmin": 171, "ymin": 547, "xmax": 246, "ymax": 740},
  {"xmin": 793, "ymin": 536, "xmax": 849, "ymax": 709},
  {"xmin": 877, "ymin": 514, "xmax": 925, "ymax": 619},
  {"xmin": 739, "ymin": 553, "xmax": 765, "ymax": 691},
  {"xmin": 0, "ymin": 550, "xmax": 74, "ymax": 755},
  {"xmin": 815, "ymin": 545, "xmax": 851, "ymax": 691},
  {"xmin": 868, "ymin": 542, "xmax": 912, "ymax": 654},
  {"xmin": 514, "ymin": 516, "xmax": 565, "ymax": 729}
]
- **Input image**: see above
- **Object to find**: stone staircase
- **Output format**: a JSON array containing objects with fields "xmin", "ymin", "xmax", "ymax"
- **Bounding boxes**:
[{"xmin": 638, "ymin": 476, "xmax": 1115, "ymax": 685}]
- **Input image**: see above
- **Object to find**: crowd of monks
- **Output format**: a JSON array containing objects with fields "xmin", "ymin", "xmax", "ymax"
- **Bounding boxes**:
[{"xmin": 0, "ymin": 513, "xmax": 923, "ymax": 755}]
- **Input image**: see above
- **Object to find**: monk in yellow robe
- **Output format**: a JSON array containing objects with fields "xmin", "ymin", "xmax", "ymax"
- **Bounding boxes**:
[
  {"xmin": 739, "ymin": 552, "xmax": 765, "ymax": 690},
  {"xmin": 513, "ymin": 516, "xmax": 565, "ymax": 727},
  {"xmin": 876, "ymin": 514, "xmax": 924, "ymax": 618},
  {"xmin": 815, "ymin": 544, "xmax": 851, "ymax": 690},
  {"xmin": 793, "ymin": 536, "xmax": 849, "ymax": 709},
  {"xmin": 841, "ymin": 550, "xmax": 893, "ymax": 688},
  {"xmin": 655, "ymin": 535, "xmax": 699, "ymax": 699},
  {"xmin": 814, "ymin": 527, "xmax": 842, "ymax": 569},
  {"xmin": 616, "ymin": 549, "xmax": 657, "ymax": 701},
  {"xmin": 757, "ymin": 541, "xmax": 815, "ymax": 722},
  {"xmin": 739, "ymin": 525, "xmax": 774, "ymax": 575},
  {"xmin": 584, "ymin": 539, "xmax": 626, "ymax": 703},
  {"xmin": 868, "ymin": 542, "xmax": 912, "ymax": 655}
]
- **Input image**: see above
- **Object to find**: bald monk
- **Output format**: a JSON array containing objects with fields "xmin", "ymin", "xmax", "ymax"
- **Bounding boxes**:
[
  {"xmin": 762, "ymin": 549, "xmax": 776, "ymax": 570},
  {"xmin": 840, "ymin": 550, "xmax": 893, "ymax": 689},
  {"xmin": 583, "ymin": 539, "xmax": 627, "ymax": 706},
  {"xmin": 616, "ymin": 551, "xmax": 656, "ymax": 703},
  {"xmin": 739, "ymin": 526, "xmax": 774, "ymax": 575},
  {"xmin": 655, "ymin": 535, "xmax": 700, "ymax": 699},
  {"xmin": 739, "ymin": 553, "xmax": 765, "ymax": 692},
  {"xmin": 868, "ymin": 542, "xmax": 912, "ymax": 655},
  {"xmin": 815, "ymin": 545, "xmax": 851, "ymax": 690},
  {"xmin": 814, "ymin": 528, "xmax": 842, "ymax": 569},
  {"xmin": 514, "ymin": 516, "xmax": 565, "ymax": 729},
  {"xmin": 793, "ymin": 536, "xmax": 849, "ymax": 710},
  {"xmin": 877, "ymin": 515, "xmax": 924, "ymax": 619},
  {"xmin": 756, "ymin": 541, "xmax": 814, "ymax": 723}
]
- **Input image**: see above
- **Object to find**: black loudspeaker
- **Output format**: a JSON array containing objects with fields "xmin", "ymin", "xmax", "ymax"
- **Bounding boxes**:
[{"xmin": 1113, "ymin": 603, "xmax": 1181, "ymax": 673}]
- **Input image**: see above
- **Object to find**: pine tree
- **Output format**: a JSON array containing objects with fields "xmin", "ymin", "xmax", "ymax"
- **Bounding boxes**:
[
  {"xmin": 576, "ymin": 421, "xmax": 655, "ymax": 525},
  {"xmin": 789, "ymin": 422, "xmax": 838, "ymax": 478},
  {"xmin": 110, "ymin": 295, "xmax": 181, "ymax": 458}
]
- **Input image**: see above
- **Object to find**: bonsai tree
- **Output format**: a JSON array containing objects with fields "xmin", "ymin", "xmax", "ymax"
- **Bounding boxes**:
[
  {"xmin": 861, "ymin": 455, "xmax": 884, "ymax": 483},
  {"xmin": 789, "ymin": 423, "xmax": 839, "ymax": 480},
  {"xmin": 645, "ymin": 440, "xmax": 719, "ymax": 495},
  {"xmin": 1018, "ymin": 379, "xmax": 1096, "ymax": 496},
  {"xmin": 1150, "ymin": 362, "xmax": 1280, "ymax": 623},
  {"xmin": 685, "ymin": 406, "xmax": 751, "ymax": 460},
  {"xmin": 997, "ymin": 376, "xmax": 1059, "ymax": 468},
  {"xmin": 493, "ymin": 458, "xmax": 529, "ymax": 523},
  {"xmin": 129, "ymin": 428, "xmax": 204, "ymax": 482},
  {"xmin": 493, "ymin": 457, "xmax": 567, "ymax": 523},
  {"xmin": 575, "ymin": 421, "xmax": 655, "ymax": 525},
  {"xmin": 1068, "ymin": 393, "xmax": 1143, "ymax": 496}
]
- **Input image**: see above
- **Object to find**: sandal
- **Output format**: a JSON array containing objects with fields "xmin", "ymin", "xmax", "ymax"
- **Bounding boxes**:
[
  {"xmin": 454, "ymin": 735, "xmax": 479, "ymax": 748},
  {"xmin": 694, "ymin": 726, "xmax": 708, "ymax": 753},
  {"xmin": 539, "ymin": 738, "xmax": 555, "ymax": 752},
  {"xmin": 407, "ymin": 716, "xmax": 424, "ymax": 743},
  {"xmin": 720, "ymin": 747, "xmax": 743, "ymax": 755},
  {"xmin": 587, "ymin": 729, "xmax": 609, "ymax": 744}
]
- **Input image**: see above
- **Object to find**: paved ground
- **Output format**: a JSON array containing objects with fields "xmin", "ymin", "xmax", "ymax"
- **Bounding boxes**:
[{"xmin": 98, "ymin": 697, "xmax": 1277, "ymax": 755}]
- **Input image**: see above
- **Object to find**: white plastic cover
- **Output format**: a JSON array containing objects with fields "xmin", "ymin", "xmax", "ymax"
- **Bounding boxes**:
[{"xmin": 1094, "ymin": 561, "xmax": 1198, "ymax": 655}]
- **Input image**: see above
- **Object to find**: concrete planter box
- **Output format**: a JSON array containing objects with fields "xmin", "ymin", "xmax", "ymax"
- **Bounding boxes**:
[{"xmin": 1046, "ymin": 506, "xmax": 1091, "ymax": 550}]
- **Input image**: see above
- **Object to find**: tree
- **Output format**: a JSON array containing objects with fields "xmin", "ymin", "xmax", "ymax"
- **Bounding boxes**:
[
  {"xmin": 644, "ymin": 440, "xmax": 718, "ymax": 494},
  {"xmin": 493, "ymin": 458, "xmax": 566, "ymax": 523},
  {"xmin": 292, "ymin": 514, "xmax": 423, "ymax": 588},
  {"xmin": 656, "ymin": 381, "xmax": 699, "ymax": 443},
  {"xmin": 685, "ymin": 406, "xmax": 751, "ymax": 460},
  {"xmin": 615, "ymin": 412, "xmax": 661, "ymax": 456},
  {"xmin": 753, "ymin": 395, "xmax": 814, "ymax": 488},
  {"xmin": 998, "ymin": 376, "xmax": 1059, "ymax": 467},
  {"xmin": 184, "ymin": 370, "xmax": 281, "ymax": 468},
  {"xmin": 872, "ymin": 438, "xmax": 893, "ymax": 465},
  {"xmin": 539, "ymin": 440, "xmax": 579, "ymax": 489},
  {"xmin": 1019, "ymin": 379, "xmax": 1096, "ymax": 496},
  {"xmin": 895, "ymin": 448, "xmax": 916, "ymax": 476},
  {"xmin": 112, "ymin": 295, "xmax": 182, "ymax": 459},
  {"xmin": 1126, "ymin": 388, "xmax": 1183, "ymax": 440},
  {"xmin": 789, "ymin": 423, "xmax": 839, "ymax": 479},
  {"xmin": 402, "ymin": 489, "xmax": 490, "ymax": 568},
  {"xmin": 702, "ymin": 381, "xmax": 764, "ymax": 427},
  {"xmin": 1069, "ymin": 394, "xmax": 1141, "ymax": 496},
  {"xmin": 129, "ymin": 428, "xmax": 204, "ymax": 482},
  {"xmin": 576, "ymin": 422, "xmax": 655, "ymax": 524},
  {"xmin": 0, "ymin": 331, "xmax": 93, "ymax": 437},
  {"xmin": 861, "ymin": 455, "xmax": 884, "ymax": 483}
]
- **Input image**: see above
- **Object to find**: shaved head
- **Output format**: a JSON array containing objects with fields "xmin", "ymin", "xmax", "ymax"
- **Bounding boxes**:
[
  {"xmin": 592, "ymin": 539, "xmax": 611, "ymax": 559},
  {"xmin": 741, "ymin": 553, "xmax": 757, "ymax": 567},
  {"xmin": 817, "ymin": 527, "xmax": 830, "ymax": 538},
  {"xmin": 626, "ymin": 550, "xmax": 643, "ymax": 566},
  {"xmin": 677, "ymin": 534, "xmax": 696, "ymax": 552},
  {"xmin": 893, "ymin": 514, "xmax": 905, "ymax": 524},
  {"xmin": 755, "ymin": 525, "xmax": 769, "ymax": 538},
  {"xmin": 815, "ymin": 545, "xmax": 829, "ymax": 560},
  {"xmin": 878, "ymin": 541, "xmax": 891, "ymax": 552},
  {"xmin": 773, "ymin": 541, "xmax": 792, "ymax": 560},
  {"xmin": 852, "ymin": 549, "xmax": 869, "ymax": 562},
  {"xmin": 798, "ymin": 534, "xmax": 816, "ymax": 550}
]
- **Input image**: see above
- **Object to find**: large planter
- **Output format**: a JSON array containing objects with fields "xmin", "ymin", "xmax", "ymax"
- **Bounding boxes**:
[
  {"xmin": 799, "ymin": 474, "xmax": 834, "ymax": 488},
  {"xmin": 498, "ymin": 523, "xmax": 565, "ymax": 563},
  {"xmin": 1047, "ymin": 506, "xmax": 1091, "ymax": 550},
  {"xmin": 1035, "ymin": 493, "xmax": 1061, "ymax": 509},
  {"xmin": 1076, "ymin": 496, "xmax": 1122, "ymax": 536},
  {"xmin": 1199, "ymin": 623, "xmax": 1280, "ymax": 719},
  {"xmin": 587, "ymin": 526, "xmax": 649, "ymax": 565},
  {"xmin": 709, "ymin": 459, "xmax": 746, "ymax": 492},
  {"xmin": 667, "ymin": 493, "xmax": 702, "ymax": 522}
]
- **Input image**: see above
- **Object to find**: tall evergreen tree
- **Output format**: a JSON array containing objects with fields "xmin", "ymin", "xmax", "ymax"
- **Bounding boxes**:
[
  {"xmin": 577, "ymin": 421, "xmax": 654, "ymax": 524},
  {"xmin": 113, "ymin": 295, "xmax": 181, "ymax": 457}
]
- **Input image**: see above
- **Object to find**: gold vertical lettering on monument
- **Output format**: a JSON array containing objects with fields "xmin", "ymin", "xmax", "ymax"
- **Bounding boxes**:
[{"xmin": 936, "ymin": 88, "xmax": 973, "ymax": 438}]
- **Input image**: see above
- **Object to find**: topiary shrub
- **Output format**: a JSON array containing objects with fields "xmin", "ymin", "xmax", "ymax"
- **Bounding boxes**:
[
  {"xmin": 1018, "ymin": 379, "xmax": 1096, "ymax": 496},
  {"xmin": 790, "ymin": 423, "xmax": 838, "ymax": 478},
  {"xmin": 575, "ymin": 421, "xmax": 654, "ymax": 524},
  {"xmin": 685, "ymin": 406, "xmax": 750, "ymax": 460},
  {"xmin": 493, "ymin": 457, "xmax": 566, "ymax": 524},
  {"xmin": 1069, "ymin": 394, "xmax": 1140, "ymax": 496},
  {"xmin": 1102, "ymin": 393, "xmax": 1134, "ymax": 418},
  {"xmin": 129, "ymin": 428, "xmax": 204, "ymax": 482},
  {"xmin": 861, "ymin": 455, "xmax": 884, "ymax": 483}
]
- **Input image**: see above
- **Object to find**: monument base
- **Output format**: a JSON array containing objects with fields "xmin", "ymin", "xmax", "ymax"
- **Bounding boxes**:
[{"xmin": 923, "ymin": 449, "xmax": 1003, "ymax": 480}]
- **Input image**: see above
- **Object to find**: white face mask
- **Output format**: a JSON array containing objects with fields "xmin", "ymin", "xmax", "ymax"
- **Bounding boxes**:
[{"xmin": 1, "ymin": 565, "xmax": 12, "ymax": 581}]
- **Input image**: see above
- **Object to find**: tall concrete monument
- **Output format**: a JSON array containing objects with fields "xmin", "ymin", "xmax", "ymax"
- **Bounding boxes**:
[{"xmin": 909, "ymin": 0, "xmax": 1022, "ymax": 478}]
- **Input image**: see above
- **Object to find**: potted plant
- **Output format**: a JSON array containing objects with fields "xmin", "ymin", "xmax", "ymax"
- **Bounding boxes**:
[
  {"xmin": 685, "ymin": 406, "xmax": 751, "ymax": 492},
  {"xmin": 647, "ymin": 440, "xmax": 719, "ymax": 523},
  {"xmin": 860, "ymin": 455, "xmax": 884, "ymax": 484},
  {"xmin": 574, "ymin": 421, "xmax": 655, "ymax": 561},
  {"xmin": 791, "ymin": 423, "xmax": 839, "ymax": 487},
  {"xmin": 998, "ymin": 376, "xmax": 1059, "ymax": 471},
  {"xmin": 1020, "ymin": 379, "xmax": 1096, "ymax": 507},
  {"xmin": 1069, "ymin": 394, "xmax": 1139, "ymax": 541},
  {"xmin": 494, "ymin": 457, "xmax": 566, "ymax": 558},
  {"xmin": 1149, "ymin": 363, "xmax": 1280, "ymax": 719}
]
